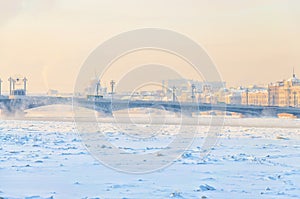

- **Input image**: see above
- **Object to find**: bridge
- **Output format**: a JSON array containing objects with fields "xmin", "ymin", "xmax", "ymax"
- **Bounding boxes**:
[{"xmin": 1, "ymin": 95, "xmax": 300, "ymax": 118}]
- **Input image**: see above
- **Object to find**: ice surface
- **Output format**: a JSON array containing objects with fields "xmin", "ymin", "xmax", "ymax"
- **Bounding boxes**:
[{"xmin": 0, "ymin": 117, "xmax": 299, "ymax": 199}]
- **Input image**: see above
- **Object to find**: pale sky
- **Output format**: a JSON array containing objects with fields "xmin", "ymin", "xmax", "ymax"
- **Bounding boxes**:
[{"xmin": 0, "ymin": 0, "xmax": 300, "ymax": 93}]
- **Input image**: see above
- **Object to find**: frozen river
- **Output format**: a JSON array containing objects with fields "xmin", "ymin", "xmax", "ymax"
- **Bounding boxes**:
[{"xmin": 0, "ymin": 111, "xmax": 300, "ymax": 198}]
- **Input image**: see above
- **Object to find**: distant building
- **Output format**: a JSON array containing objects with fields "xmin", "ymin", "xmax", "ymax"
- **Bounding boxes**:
[
  {"xmin": 241, "ymin": 87, "xmax": 268, "ymax": 106},
  {"xmin": 240, "ymin": 71, "xmax": 300, "ymax": 107},
  {"xmin": 164, "ymin": 79, "xmax": 226, "ymax": 102},
  {"xmin": 225, "ymin": 91, "xmax": 242, "ymax": 105},
  {"xmin": 211, "ymin": 87, "xmax": 241, "ymax": 105},
  {"xmin": 47, "ymin": 89, "xmax": 59, "ymax": 96},
  {"xmin": 268, "ymin": 71, "xmax": 300, "ymax": 107}
]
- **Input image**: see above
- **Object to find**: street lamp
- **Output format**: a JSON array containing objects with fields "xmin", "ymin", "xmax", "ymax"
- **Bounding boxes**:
[
  {"xmin": 96, "ymin": 80, "xmax": 101, "ymax": 96},
  {"xmin": 23, "ymin": 77, "xmax": 28, "ymax": 95},
  {"xmin": 245, "ymin": 88, "xmax": 249, "ymax": 106},
  {"xmin": 110, "ymin": 80, "xmax": 115, "ymax": 99},
  {"xmin": 293, "ymin": 91, "xmax": 297, "ymax": 107},
  {"xmin": 191, "ymin": 83, "xmax": 196, "ymax": 103},
  {"xmin": 172, "ymin": 86, "xmax": 176, "ymax": 102},
  {"xmin": 8, "ymin": 77, "xmax": 14, "ymax": 95}
]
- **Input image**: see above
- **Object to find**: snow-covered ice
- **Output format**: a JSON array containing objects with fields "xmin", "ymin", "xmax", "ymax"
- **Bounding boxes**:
[{"xmin": 0, "ymin": 116, "xmax": 300, "ymax": 199}]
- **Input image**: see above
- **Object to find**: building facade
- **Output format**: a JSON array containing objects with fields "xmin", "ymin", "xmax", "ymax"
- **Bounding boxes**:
[
  {"xmin": 241, "ymin": 88, "xmax": 268, "ymax": 106},
  {"xmin": 268, "ymin": 73, "xmax": 300, "ymax": 107}
]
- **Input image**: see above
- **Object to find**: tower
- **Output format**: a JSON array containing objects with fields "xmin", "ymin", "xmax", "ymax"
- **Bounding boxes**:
[{"xmin": 8, "ymin": 76, "xmax": 27, "ymax": 96}]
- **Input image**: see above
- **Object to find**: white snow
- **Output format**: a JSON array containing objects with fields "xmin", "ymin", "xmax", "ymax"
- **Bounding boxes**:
[{"xmin": 0, "ymin": 108, "xmax": 300, "ymax": 199}]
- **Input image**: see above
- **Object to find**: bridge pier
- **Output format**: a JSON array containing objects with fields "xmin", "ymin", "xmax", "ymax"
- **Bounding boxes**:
[
  {"xmin": 181, "ymin": 110, "xmax": 193, "ymax": 117},
  {"xmin": 293, "ymin": 114, "xmax": 300, "ymax": 118},
  {"xmin": 261, "ymin": 107, "xmax": 278, "ymax": 117},
  {"xmin": 0, "ymin": 109, "xmax": 26, "ymax": 118}
]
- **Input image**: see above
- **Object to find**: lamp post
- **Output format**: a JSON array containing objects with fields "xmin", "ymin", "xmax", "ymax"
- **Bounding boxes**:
[
  {"xmin": 23, "ymin": 77, "xmax": 28, "ymax": 95},
  {"xmin": 191, "ymin": 83, "xmax": 196, "ymax": 103},
  {"xmin": 172, "ymin": 86, "xmax": 176, "ymax": 102},
  {"xmin": 268, "ymin": 86, "xmax": 271, "ymax": 106},
  {"xmin": 110, "ymin": 80, "xmax": 115, "ymax": 99},
  {"xmin": 96, "ymin": 80, "xmax": 101, "ymax": 96},
  {"xmin": 162, "ymin": 80, "xmax": 165, "ymax": 95},
  {"xmin": 12, "ymin": 79, "xmax": 15, "ymax": 94},
  {"xmin": 287, "ymin": 86, "xmax": 291, "ymax": 107},
  {"xmin": 245, "ymin": 88, "xmax": 249, "ymax": 106},
  {"xmin": 8, "ymin": 77, "xmax": 14, "ymax": 95},
  {"xmin": 293, "ymin": 91, "xmax": 297, "ymax": 107}
]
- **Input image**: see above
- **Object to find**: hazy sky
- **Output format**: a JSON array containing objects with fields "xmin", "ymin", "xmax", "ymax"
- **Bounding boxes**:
[{"xmin": 0, "ymin": 0, "xmax": 300, "ymax": 93}]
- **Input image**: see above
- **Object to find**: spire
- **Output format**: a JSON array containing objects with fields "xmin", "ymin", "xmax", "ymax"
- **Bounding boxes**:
[{"xmin": 293, "ymin": 67, "xmax": 296, "ymax": 78}]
